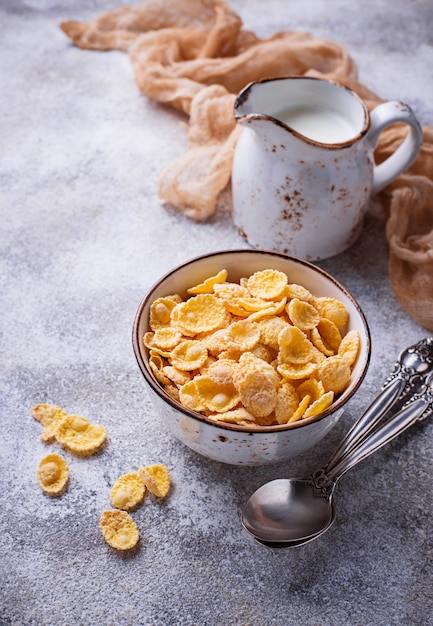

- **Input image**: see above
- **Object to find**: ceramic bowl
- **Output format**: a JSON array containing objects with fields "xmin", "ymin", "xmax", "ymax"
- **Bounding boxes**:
[{"xmin": 132, "ymin": 250, "xmax": 371, "ymax": 466}]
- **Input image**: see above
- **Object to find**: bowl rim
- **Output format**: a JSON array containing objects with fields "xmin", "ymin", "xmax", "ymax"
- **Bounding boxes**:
[{"xmin": 132, "ymin": 249, "xmax": 371, "ymax": 434}]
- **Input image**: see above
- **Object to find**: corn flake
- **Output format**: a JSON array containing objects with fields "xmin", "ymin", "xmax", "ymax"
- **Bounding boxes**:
[
  {"xmin": 162, "ymin": 365, "xmax": 191, "ymax": 386},
  {"xmin": 288, "ymin": 394, "xmax": 312, "ymax": 423},
  {"xmin": 286, "ymin": 283, "xmax": 315, "ymax": 303},
  {"xmin": 138, "ymin": 464, "xmax": 171, "ymax": 498},
  {"xmin": 110, "ymin": 472, "xmax": 146, "ymax": 511},
  {"xmin": 314, "ymin": 297, "xmax": 349, "ymax": 329},
  {"xmin": 338, "ymin": 329, "xmax": 361, "ymax": 366},
  {"xmin": 100, "ymin": 510, "xmax": 139, "ymax": 551},
  {"xmin": 275, "ymin": 382, "xmax": 299, "ymax": 424},
  {"xmin": 206, "ymin": 359, "xmax": 237, "ymax": 385},
  {"xmin": 297, "ymin": 378, "xmax": 325, "ymax": 403},
  {"xmin": 247, "ymin": 269, "xmax": 288, "ymax": 300},
  {"xmin": 235, "ymin": 369, "xmax": 278, "ymax": 418},
  {"xmin": 150, "ymin": 297, "xmax": 180, "ymax": 330},
  {"xmin": 149, "ymin": 354, "xmax": 171, "ymax": 385},
  {"xmin": 247, "ymin": 297, "xmax": 287, "ymax": 322},
  {"xmin": 31, "ymin": 403, "xmax": 67, "ymax": 443},
  {"xmin": 152, "ymin": 327, "xmax": 183, "ymax": 350},
  {"xmin": 287, "ymin": 298, "xmax": 320, "ymax": 330},
  {"xmin": 194, "ymin": 375, "xmax": 240, "ymax": 412},
  {"xmin": 179, "ymin": 379, "xmax": 206, "ymax": 412},
  {"xmin": 56, "ymin": 414, "xmax": 107, "ymax": 456},
  {"xmin": 187, "ymin": 269, "xmax": 228, "ymax": 294},
  {"xmin": 277, "ymin": 361, "xmax": 318, "ymax": 380},
  {"xmin": 209, "ymin": 407, "xmax": 256, "ymax": 425},
  {"xmin": 258, "ymin": 316, "xmax": 288, "ymax": 350},
  {"xmin": 317, "ymin": 355, "xmax": 351, "ymax": 394},
  {"xmin": 174, "ymin": 294, "xmax": 227, "ymax": 335},
  {"xmin": 303, "ymin": 391, "xmax": 335, "ymax": 418},
  {"xmin": 278, "ymin": 326, "xmax": 316, "ymax": 364},
  {"xmin": 226, "ymin": 319, "xmax": 260, "ymax": 351},
  {"xmin": 171, "ymin": 340, "xmax": 208, "ymax": 371},
  {"xmin": 213, "ymin": 282, "xmax": 250, "ymax": 300},
  {"xmin": 37, "ymin": 453, "xmax": 69, "ymax": 497}
]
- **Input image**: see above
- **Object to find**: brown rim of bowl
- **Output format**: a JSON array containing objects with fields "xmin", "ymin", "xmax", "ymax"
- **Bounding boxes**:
[{"xmin": 132, "ymin": 249, "xmax": 371, "ymax": 434}]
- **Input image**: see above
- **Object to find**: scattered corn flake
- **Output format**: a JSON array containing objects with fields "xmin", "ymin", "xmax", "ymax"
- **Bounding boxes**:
[
  {"xmin": 138, "ymin": 464, "xmax": 171, "ymax": 498},
  {"xmin": 287, "ymin": 298, "xmax": 320, "ymax": 331},
  {"xmin": 303, "ymin": 391, "xmax": 335, "ymax": 418},
  {"xmin": 171, "ymin": 340, "xmax": 208, "ymax": 371},
  {"xmin": 110, "ymin": 472, "xmax": 146, "ymax": 511},
  {"xmin": 187, "ymin": 269, "xmax": 228, "ymax": 294},
  {"xmin": 56, "ymin": 414, "xmax": 106, "ymax": 456},
  {"xmin": 247, "ymin": 269, "xmax": 288, "ymax": 300},
  {"xmin": 194, "ymin": 375, "xmax": 240, "ymax": 413},
  {"xmin": 174, "ymin": 294, "xmax": 227, "ymax": 335},
  {"xmin": 317, "ymin": 355, "xmax": 351, "ymax": 394},
  {"xmin": 314, "ymin": 297, "xmax": 349, "ymax": 329},
  {"xmin": 37, "ymin": 453, "xmax": 69, "ymax": 497},
  {"xmin": 338, "ymin": 329, "xmax": 361, "ymax": 366},
  {"xmin": 30, "ymin": 403, "xmax": 67, "ymax": 443},
  {"xmin": 99, "ymin": 510, "xmax": 139, "ymax": 551},
  {"xmin": 278, "ymin": 325, "xmax": 316, "ymax": 364}
]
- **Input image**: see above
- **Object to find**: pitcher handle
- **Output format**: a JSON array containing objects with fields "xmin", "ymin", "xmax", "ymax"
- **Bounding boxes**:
[{"xmin": 367, "ymin": 101, "xmax": 423, "ymax": 194}]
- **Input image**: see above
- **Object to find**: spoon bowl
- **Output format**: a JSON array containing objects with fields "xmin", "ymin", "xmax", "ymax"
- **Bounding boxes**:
[{"xmin": 242, "ymin": 478, "xmax": 335, "ymax": 543}]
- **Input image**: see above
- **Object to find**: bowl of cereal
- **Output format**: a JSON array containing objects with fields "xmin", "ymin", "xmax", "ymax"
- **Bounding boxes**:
[{"xmin": 132, "ymin": 250, "xmax": 371, "ymax": 465}]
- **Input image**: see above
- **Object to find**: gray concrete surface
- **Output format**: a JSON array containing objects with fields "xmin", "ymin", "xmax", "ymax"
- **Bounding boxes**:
[{"xmin": 1, "ymin": 1, "xmax": 432, "ymax": 625}]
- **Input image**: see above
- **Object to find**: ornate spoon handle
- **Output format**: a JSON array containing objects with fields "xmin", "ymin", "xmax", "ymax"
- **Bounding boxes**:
[
  {"xmin": 325, "ymin": 337, "xmax": 433, "ymax": 473},
  {"xmin": 326, "ymin": 372, "xmax": 433, "ymax": 483}
]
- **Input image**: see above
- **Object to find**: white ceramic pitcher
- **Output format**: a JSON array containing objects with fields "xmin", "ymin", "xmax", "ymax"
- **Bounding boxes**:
[{"xmin": 232, "ymin": 77, "xmax": 423, "ymax": 261}]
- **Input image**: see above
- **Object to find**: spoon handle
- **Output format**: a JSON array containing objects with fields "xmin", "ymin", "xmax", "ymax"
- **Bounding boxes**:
[
  {"xmin": 326, "ymin": 373, "xmax": 433, "ymax": 483},
  {"xmin": 325, "ymin": 338, "xmax": 433, "ymax": 473}
]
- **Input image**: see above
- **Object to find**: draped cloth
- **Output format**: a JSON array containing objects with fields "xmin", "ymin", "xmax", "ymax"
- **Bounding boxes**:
[{"xmin": 60, "ymin": 0, "xmax": 433, "ymax": 331}]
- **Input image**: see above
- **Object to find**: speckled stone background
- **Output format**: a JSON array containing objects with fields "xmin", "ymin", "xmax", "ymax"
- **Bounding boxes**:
[{"xmin": 1, "ymin": 1, "xmax": 433, "ymax": 625}]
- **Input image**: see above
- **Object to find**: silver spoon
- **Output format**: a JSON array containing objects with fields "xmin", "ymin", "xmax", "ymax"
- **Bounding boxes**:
[
  {"xmin": 242, "ymin": 339, "xmax": 433, "ymax": 546},
  {"xmin": 253, "ymin": 378, "xmax": 433, "ymax": 549}
]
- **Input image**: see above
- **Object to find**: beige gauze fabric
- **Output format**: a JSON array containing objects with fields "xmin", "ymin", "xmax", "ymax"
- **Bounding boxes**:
[{"xmin": 61, "ymin": 0, "xmax": 433, "ymax": 331}]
